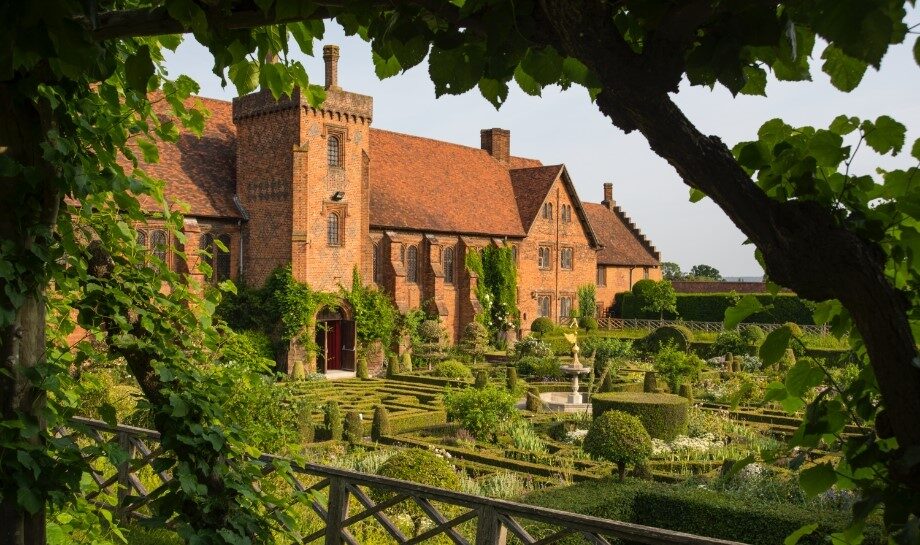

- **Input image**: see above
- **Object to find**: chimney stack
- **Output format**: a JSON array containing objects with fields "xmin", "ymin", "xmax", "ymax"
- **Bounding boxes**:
[
  {"xmin": 480, "ymin": 128, "xmax": 510, "ymax": 163},
  {"xmin": 323, "ymin": 45, "xmax": 340, "ymax": 90},
  {"xmin": 602, "ymin": 182, "xmax": 614, "ymax": 210}
]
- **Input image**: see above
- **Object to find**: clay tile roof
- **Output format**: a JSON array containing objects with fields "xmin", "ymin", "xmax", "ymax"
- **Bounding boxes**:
[
  {"xmin": 127, "ymin": 96, "xmax": 240, "ymax": 219},
  {"xmin": 508, "ymin": 155, "xmax": 543, "ymax": 169},
  {"xmin": 583, "ymin": 202, "xmax": 660, "ymax": 267},
  {"xmin": 368, "ymin": 129, "xmax": 526, "ymax": 237},
  {"xmin": 509, "ymin": 165, "xmax": 563, "ymax": 231}
]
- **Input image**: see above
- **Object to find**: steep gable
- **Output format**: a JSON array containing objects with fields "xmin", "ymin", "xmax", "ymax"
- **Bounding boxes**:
[
  {"xmin": 510, "ymin": 165, "xmax": 600, "ymax": 248},
  {"xmin": 584, "ymin": 202, "xmax": 660, "ymax": 267}
]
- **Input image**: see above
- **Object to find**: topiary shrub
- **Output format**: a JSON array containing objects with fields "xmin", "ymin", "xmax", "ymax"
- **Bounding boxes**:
[
  {"xmin": 599, "ymin": 370, "xmax": 616, "ymax": 393},
  {"xmin": 324, "ymin": 400, "xmax": 343, "ymax": 441},
  {"xmin": 678, "ymin": 383, "xmax": 694, "ymax": 403},
  {"xmin": 512, "ymin": 335, "xmax": 553, "ymax": 359},
  {"xmin": 530, "ymin": 317, "xmax": 555, "ymax": 335},
  {"xmin": 580, "ymin": 317, "xmax": 599, "ymax": 331},
  {"xmin": 299, "ymin": 419, "xmax": 315, "ymax": 444},
  {"xmin": 739, "ymin": 324, "xmax": 766, "ymax": 346},
  {"xmin": 344, "ymin": 411, "xmax": 363, "ymax": 444},
  {"xmin": 642, "ymin": 325, "xmax": 692, "ymax": 353},
  {"xmin": 371, "ymin": 405, "xmax": 391, "ymax": 441},
  {"xmin": 592, "ymin": 338, "xmax": 634, "ymax": 376},
  {"xmin": 654, "ymin": 343, "xmax": 704, "ymax": 392},
  {"xmin": 418, "ymin": 319, "xmax": 445, "ymax": 343},
  {"xmin": 401, "ymin": 351, "xmax": 413, "ymax": 373},
  {"xmin": 506, "ymin": 366, "xmax": 518, "ymax": 391},
  {"xmin": 431, "ymin": 360, "xmax": 474, "ymax": 380},
  {"xmin": 784, "ymin": 322, "xmax": 804, "ymax": 338},
  {"xmin": 525, "ymin": 386, "xmax": 543, "ymax": 412},
  {"xmin": 386, "ymin": 353, "xmax": 399, "ymax": 377},
  {"xmin": 710, "ymin": 330, "xmax": 748, "ymax": 358},
  {"xmin": 591, "ymin": 392, "xmax": 689, "ymax": 440},
  {"xmin": 356, "ymin": 356, "xmax": 369, "ymax": 379},
  {"xmin": 583, "ymin": 410, "xmax": 652, "ymax": 480},
  {"xmin": 777, "ymin": 348, "xmax": 796, "ymax": 371},
  {"xmin": 374, "ymin": 449, "xmax": 461, "ymax": 535},
  {"xmin": 643, "ymin": 371, "xmax": 658, "ymax": 393},
  {"xmin": 516, "ymin": 356, "xmax": 562, "ymax": 379},
  {"xmin": 474, "ymin": 369, "xmax": 489, "ymax": 389},
  {"xmin": 460, "ymin": 321, "xmax": 489, "ymax": 362}
]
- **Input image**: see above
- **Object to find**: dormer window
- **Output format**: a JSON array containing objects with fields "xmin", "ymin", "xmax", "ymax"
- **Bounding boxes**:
[{"xmin": 328, "ymin": 135, "xmax": 341, "ymax": 167}]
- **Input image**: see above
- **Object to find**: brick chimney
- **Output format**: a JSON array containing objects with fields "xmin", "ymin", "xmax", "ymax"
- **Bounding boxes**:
[
  {"xmin": 602, "ymin": 182, "xmax": 614, "ymax": 210},
  {"xmin": 323, "ymin": 44, "xmax": 340, "ymax": 90},
  {"xmin": 480, "ymin": 128, "xmax": 510, "ymax": 163}
]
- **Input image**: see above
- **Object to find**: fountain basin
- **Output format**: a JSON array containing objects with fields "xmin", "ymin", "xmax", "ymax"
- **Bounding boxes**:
[{"xmin": 539, "ymin": 391, "xmax": 593, "ymax": 413}]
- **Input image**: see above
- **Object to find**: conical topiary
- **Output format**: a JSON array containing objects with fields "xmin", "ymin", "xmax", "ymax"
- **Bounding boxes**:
[
  {"xmin": 526, "ymin": 386, "xmax": 543, "ymax": 412},
  {"xmin": 401, "ymin": 351, "xmax": 413, "ymax": 373},
  {"xmin": 643, "ymin": 371, "xmax": 658, "ymax": 393},
  {"xmin": 371, "ymin": 405, "xmax": 391, "ymax": 441},
  {"xmin": 506, "ymin": 366, "xmax": 518, "ymax": 391},
  {"xmin": 678, "ymin": 383, "xmax": 694, "ymax": 403},
  {"xmin": 324, "ymin": 401, "xmax": 343, "ymax": 441},
  {"xmin": 345, "ymin": 411, "xmax": 363, "ymax": 444},
  {"xmin": 474, "ymin": 369, "xmax": 489, "ymax": 389},
  {"xmin": 357, "ymin": 356, "xmax": 369, "ymax": 379},
  {"xmin": 387, "ymin": 353, "xmax": 399, "ymax": 378}
]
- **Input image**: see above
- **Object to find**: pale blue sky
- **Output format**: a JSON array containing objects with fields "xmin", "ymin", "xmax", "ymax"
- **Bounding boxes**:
[{"xmin": 164, "ymin": 17, "xmax": 919, "ymax": 277}]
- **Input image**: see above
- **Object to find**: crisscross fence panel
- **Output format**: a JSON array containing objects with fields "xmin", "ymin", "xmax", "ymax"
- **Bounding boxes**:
[
  {"xmin": 64, "ymin": 416, "xmax": 746, "ymax": 545},
  {"xmin": 596, "ymin": 318, "xmax": 828, "ymax": 336}
]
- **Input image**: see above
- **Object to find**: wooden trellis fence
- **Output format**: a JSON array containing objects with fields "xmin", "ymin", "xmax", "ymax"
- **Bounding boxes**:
[
  {"xmin": 595, "ymin": 318, "xmax": 829, "ymax": 336},
  {"xmin": 62, "ymin": 416, "xmax": 746, "ymax": 545}
]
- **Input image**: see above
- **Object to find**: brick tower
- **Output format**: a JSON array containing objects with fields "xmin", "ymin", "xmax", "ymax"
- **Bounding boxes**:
[{"xmin": 233, "ymin": 45, "xmax": 373, "ymax": 291}]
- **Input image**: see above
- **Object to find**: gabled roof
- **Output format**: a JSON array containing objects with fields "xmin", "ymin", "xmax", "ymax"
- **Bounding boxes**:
[
  {"xmin": 584, "ymin": 202, "xmax": 660, "ymax": 267},
  {"xmin": 129, "ymin": 96, "xmax": 241, "ymax": 219},
  {"xmin": 509, "ymin": 165, "xmax": 601, "ymax": 248},
  {"xmin": 368, "ymin": 129, "xmax": 526, "ymax": 237}
]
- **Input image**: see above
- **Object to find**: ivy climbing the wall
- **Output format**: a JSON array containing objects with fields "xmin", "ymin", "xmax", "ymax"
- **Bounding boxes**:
[
  {"xmin": 345, "ymin": 268, "xmax": 399, "ymax": 354},
  {"xmin": 466, "ymin": 246, "xmax": 520, "ymax": 340}
]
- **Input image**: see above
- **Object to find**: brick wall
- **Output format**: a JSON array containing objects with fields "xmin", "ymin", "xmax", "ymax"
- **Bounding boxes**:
[
  {"xmin": 517, "ymin": 176, "xmax": 597, "ymax": 332},
  {"xmin": 595, "ymin": 264, "xmax": 661, "ymax": 316}
]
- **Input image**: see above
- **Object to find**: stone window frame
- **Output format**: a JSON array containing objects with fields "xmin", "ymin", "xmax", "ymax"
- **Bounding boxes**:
[
  {"xmin": 537, "ymin": 294, "xmax": 552, "ymax": 318},
  {"xmin": 198, "ymin": 231, "xmax": 232, "ymax": 282},
  {"xmin": 150, "ymin": 229, "xmax": 170, "ymax": 266},
  {"xmin": 406, "ymin": 245, "xmax": 419, "ymax": 283},
  {"xmin": 443, "ymin": 246, "xmax": 455, "ymax": 284},
  {"xmin": 323, "ymin": 125, "xmax": 348, "ymax": 169},
  {"xmin": 537, "ymin": 245, "xmax": 551, "ymax": 270},
  {"xmin": 560, "ymin": 246, "xmax": 574, "ymax": 270},
  {"xmin": 542, "ymin": 202, "xmax": 554, "ymax": 220},
  {"xmin": 596, "ymin": 265, "xmax": 607, "ymax": 287},
  {"xmin": 559, "ymin": 295, "xmax": 573, "ymax": 319},
  {"xmin": 322, "ymin": 202, "xmax": 347, "ymax": 247}
]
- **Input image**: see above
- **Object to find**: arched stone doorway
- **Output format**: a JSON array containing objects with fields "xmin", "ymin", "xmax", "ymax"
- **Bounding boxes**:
[{"xmin": 315, "ymin": 303, "xmax": 356, "ymax": 373}]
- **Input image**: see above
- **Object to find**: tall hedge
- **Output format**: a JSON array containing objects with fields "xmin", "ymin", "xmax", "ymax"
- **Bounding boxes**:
[
  {"xmin": 525, "ymin": 479, "xmax": 880, "ymax": 545},
  {"xmin": 591, "ymin": 392, "xmax": 688, "ymax": 440},
  {"xmin": 617, "ymin": 292, "xmax": 816, "ymax": 324}
]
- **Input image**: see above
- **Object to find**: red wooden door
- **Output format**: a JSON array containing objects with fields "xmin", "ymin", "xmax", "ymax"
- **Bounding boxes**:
[{"xmin": 326, "ymin": 321, "xmax": 342, "ymax": 370}]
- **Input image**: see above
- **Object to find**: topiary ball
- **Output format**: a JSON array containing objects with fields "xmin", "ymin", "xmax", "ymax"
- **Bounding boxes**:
[
  {"xmin": 591, "ymin": 392, "xmax": 689, "ymax": 440},
  {"xmin": 419, "ymin": 320, "xmax": 445, "ymax": 343},
  {"xmin": 431, "ymin": 360, "xmax": 474, "ymax": 380},
  {"xmin": 530, "ymin": 317, "xmax": 555, "ymax": 335},
  {"xmin": 643, "ymin": 325, "xmax": 692, "ymax": 353},
  {"xmin": 739, "ymin": 324, "xmax": 766, "ymax": 345},
  {"xmin": 583, "ymin": 410, "xmax": 652, "ymax": 480},
  {"xmin": 374, "ymin": 449, "xmax": 461, "ymax": 534}
]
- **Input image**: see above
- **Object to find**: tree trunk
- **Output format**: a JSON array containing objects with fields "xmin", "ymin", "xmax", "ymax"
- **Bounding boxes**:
[
  {"xmin": 0, "ymin": 78, "xmax": 59, "ymax": 545},
  {"xmin": 538, "ymin": 0, "xmax": 920, "ymax": 484}
]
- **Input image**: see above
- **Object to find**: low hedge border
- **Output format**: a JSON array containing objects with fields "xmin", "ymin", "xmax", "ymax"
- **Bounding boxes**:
[
  {"xmin": 525, "ymin": 478, "xmax": 880, "ymax": 545},
  {"xmin": 617, "ymin": 292, "xmax": 816, "ymax": 324},
  {"xmin": 591, "ymin": 392, "xmax": 688, "ymax": 440},
  {"xmin": 389, "ymin": 410, "xmax": 448, "ymax": 434}
]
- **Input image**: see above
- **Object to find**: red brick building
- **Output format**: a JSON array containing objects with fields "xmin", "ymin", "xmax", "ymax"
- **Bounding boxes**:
[{"xmin": 134, "ymin": 46, "xmax": 660, "ymax": 374}]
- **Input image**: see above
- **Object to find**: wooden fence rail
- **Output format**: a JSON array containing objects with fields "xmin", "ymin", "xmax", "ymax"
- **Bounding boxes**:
[
  {"xmin": 62, "ymin": 416, "xmax": 746, "ymax": 545},
  {"xmin": 595, "ymin": 318, "xmax": 829, "ymax": 336}
]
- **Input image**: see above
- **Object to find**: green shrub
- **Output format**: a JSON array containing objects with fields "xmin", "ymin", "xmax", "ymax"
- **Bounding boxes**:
[
  {"xmin": 461, "ymin": 321, "xmax": 489, "ymax": 362},
  {"xmin": 418, "ymin": 319, "xmax": 445, "ymax": 343},
  {"xmin": 356, "ymin": 356, "xmax": 369, "ymax": 379},
  {"xmin": 599, "ymin": 370, "xmax": 616, "ymax": 392},
  {"xmin": 739, "ymin": 324, "xmax": 766, "ymax": 345},
  {"xmin": 580, "ymin": 317, "xmax": 599, "ymax": 331},
  {"xmin": 431, "ymin": 359, "xmax": 473, "ymax": 380},
  {"xmin": 619, "ymin": 292, "xmax": 816, "ymax": 324},
  {"xmin": 386, "ymin": 353, "xmax": 399, "ymax": 377},
  {"xmin": 371, "ymin": 405, "xmax": 391, "ymax": 441},
  {"xmin": 474, "ymin": 369, "xmax": 489, "ymax": 388},
  {"xmin": 591, "ymin": 392, "xmax": 689, "ymax": 440},
  {"xmin": 525, "ymin": 479, "xmax": 879, "ymax": 545},
  {"xmin": 642, "ymin": 325, "xmax": 692, "ymax": 353},
  {"xmin": 592, "ymin": 338, "xmax": 634, "ymax": 375},
  {"xmin": 324, "ymin": 400, "xmax": 343, "ymax": 441},
  {"xmin": 506, "ymin": 366, "xmax": 519, "ymax": 391},
  {"xmin": 344, "ymin": 411, "xmax": 363, "ymax": 444},
  {"xmin": 219, "ymin": 329, "xmax": 276, "ymax": 368},
  {"xmin": 678, "ymin": 383, "xmax": 694, "ymax": 403},
  {"xmin": 583, "ymin": 410, "xmax": 652, "ymax": 480},
  {"xmin": 443, "ymin": 386, "xmax": 517, "ymax": 441},
  {"xmin": 374, "ymin": 449, "xmax": 461, "ymax": 535},
  {"xmin": 512, "ymin": 335, "xmax": 553, "ymax": 359},
  {"xmin": 784, "ymin": 322, "xmax": 804, "ymax": 338},
  {"xmin": 530, "ymin": 317, "xmax": 555, "ymax": 335},
  {"xmin": 516, "ymin": 355, "xmax": 562, "ymax": 379},
  {"xmin": 710, "ymin": 330, "xmax": 748, "ymax": 358},
  {"xmin": 643, "ymin": 371, "xmax": 658, "ymax": 393},
  {"xmin": 401, "ymin": 351, "xmax": 413, "ymax": 372},
  {"xmin": 300, "ymin": 419, "xmax": 315, "ymax": 443},
  {"xmin": 525, "ymin": 386, "xmax": 543, "ymax": 412},
  {"xmin": 653, "ymin": 343, "xmax": 704, "ymax": 391}
]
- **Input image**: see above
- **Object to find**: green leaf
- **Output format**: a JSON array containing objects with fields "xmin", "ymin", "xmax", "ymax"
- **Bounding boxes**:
[
  {"xmin": 688, "ymin": 188, "xmax": 707, "ymax": 203},
  {"xmin": 864, "ymin": 115, "xmax": 906, "ymax": 155},
  {"xmin": 228, "ymin": 61, "xmax": 260, "ymax": 95},
  {"xmin": 724, "ymin": 295, "xmax": 764, "ymax": 329},
  {"xmin": 760, "ymin": 325, "xmax": 792, "ymax": 365},
  {"xmin": 137, "ymin": 138, "xmax": 159, "ymax": 164},
  {"xmin": 799, "ymin": 462, "xmax": 836, "ymax": 497},
  {"xmin": 784, "ymin": 523, "xmax": 819, "ymax": 545},
  {"xmin": 99, "ymin": 402, "xmax": 118, "ymax": 426},
  {"xmin": 372, "ymin": 52, "xmax": 401, "ymax": 79},
  {"xmin": 829, "ymin": 115, "xmax": 859, "ymax": 136},
  {"xmin": 124, "ymin": 45, "xmax": 154, "ymax": 93},
  {"xmin": 740, "ymin": 65, "xmax": 767, "ymax": 96},
  {"xmin": 911, "ymin": 137, "xmax": 920, "ymax": 161},
  {"xmin": 821, "ymin": 45, "xmax": 867, "ymax": 92},
  {"xmin": 786, "ymin": 359, "xmax": 825, "ymax": 398},
  {"xmin": 17, "ymin": 486, "xmax": 41, "ymax": 514},
  {"xmin": 513, "ymin": 65, "xmax": 542, "ymax": 96},
  {"xmin": 478, "ymin": 78, "xmax": 508, "ymax": 109},
  {"xmin": 520, "ymin": 46, "xmax": 563, "ymax": 86},
  {"xmin": 807, "ymin": 129, "xmax": 845, "ymax": 167}
]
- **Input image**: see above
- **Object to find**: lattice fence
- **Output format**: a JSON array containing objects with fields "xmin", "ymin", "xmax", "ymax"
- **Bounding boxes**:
[
  {"xmin": 62, "ymin": 416, "xmax": 747, "ymax": 545},
  {"xmin": 596, "ymin": 318, "xmax": 829, "ymax": 336}
]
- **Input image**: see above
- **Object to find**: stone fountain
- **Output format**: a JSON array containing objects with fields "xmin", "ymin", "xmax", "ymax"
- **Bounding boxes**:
[{"xmin": 540, "ymin": 320, "xmax": 593, "ymax": 413}]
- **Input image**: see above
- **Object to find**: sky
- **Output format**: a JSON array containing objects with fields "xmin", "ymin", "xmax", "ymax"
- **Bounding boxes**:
[{"xmin": 164, "ymin": 15, "xmax": 919, "ymax": 277}]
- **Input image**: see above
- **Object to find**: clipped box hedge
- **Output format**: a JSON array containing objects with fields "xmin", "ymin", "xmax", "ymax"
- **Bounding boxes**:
[
  {"xmin": 591, "ymin": 392, "xmax": 688, "ymax": 440},
  {"xmin": 617, "ymin": 292, "xmax": 816, "ymax": 324},
  {"xmin": 525, "ymin": 479, "xmax": 879, "ymax": 545}
]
